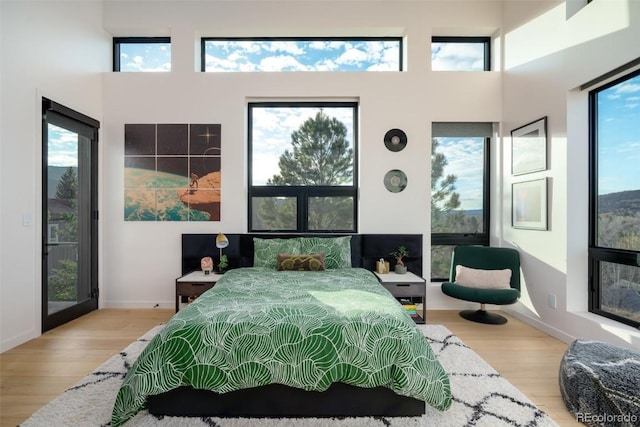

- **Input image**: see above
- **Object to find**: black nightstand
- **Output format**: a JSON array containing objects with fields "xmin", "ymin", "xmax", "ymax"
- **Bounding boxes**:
[
  {"xmin": 175, "ymin": 271, "xmax": 223, "ymax": 312},
  {"xmin": 374, "ymin": 271, "xmax": 426, "ymax": 323}
]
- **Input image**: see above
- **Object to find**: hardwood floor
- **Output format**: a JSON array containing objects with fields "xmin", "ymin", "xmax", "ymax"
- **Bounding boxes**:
[{"xmin": 0, "ymin": 309, "xmax": 580, "ymax": 426}]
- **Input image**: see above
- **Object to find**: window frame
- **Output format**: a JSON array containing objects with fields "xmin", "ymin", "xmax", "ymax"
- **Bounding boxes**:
[
  {"xmin": 430, "ymin": 135, "xmax": 491, "ymax": 281},
  {"xmin": 201, "ymin": 37, "xmax": 403, "ymax": 72},
  {"xmin": 431, "ymin": 36, "xmax": 491, "ymax": 71},
  {"xmin": 113, "ymin": 37, "xmax": 171, "ymax": 72},
  {"xmin": 247, "ymin": 101, "xmax": 359, "ymax": 233},
  {"xmin": 588, "ymin": 67, "xmax": 640, "ymax": 328}
]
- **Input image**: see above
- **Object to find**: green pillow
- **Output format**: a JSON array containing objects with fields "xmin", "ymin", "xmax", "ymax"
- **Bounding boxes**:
[
  {"xmin": 298, "ymin": 236, "xmax": 352, "ymax": 269},
  {"xmin": 253, "ymin": 238, "xmax": 302, "ymax": 269}
]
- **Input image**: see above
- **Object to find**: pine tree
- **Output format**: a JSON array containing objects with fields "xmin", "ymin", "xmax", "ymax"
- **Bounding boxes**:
[
  {"xmin": 54, "ymin": 166, "xmax": 78, "ymax": 242},
  {"xmin": 259, "ymin": 111, "xmax": 353, "ymax": 230},
  {"xmin": 431, "ymin": 138, "xmax": 463, "ymax": 278},
  {"xmin": 56, "ymin": 166, "xmax": 77, "ymax": 200},
  {"xmin": 268, "ymin": 111, "xmax": 352, "ymax": 186}
]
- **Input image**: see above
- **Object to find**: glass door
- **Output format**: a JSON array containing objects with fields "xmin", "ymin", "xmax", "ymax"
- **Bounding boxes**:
[{"xmin": 42, "ymin": 99, "xmax": 99, "ymax": 332}]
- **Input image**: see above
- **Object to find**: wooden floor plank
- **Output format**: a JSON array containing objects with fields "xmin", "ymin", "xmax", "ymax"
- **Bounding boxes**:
[{"xmin": 0, "ymin": 308, "xmax": 580, "ymax": 426}]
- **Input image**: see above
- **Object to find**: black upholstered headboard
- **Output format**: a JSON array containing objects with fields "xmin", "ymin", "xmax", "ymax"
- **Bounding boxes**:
[{"xmin": 181, "ymin": 233, "xmax": 423, "ymax": 277}]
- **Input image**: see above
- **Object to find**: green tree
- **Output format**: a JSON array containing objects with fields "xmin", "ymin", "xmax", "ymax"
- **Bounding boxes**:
[
  {"xmin": 258, "ymin": 111, "xmax": 353, "ymax": 230},
  {"xmin": 56, "ymin": 166, "xmax": 77, "ymax": 200},
  {"xmin": 431, "ymin": 138, "xmax": 463, "ymax": 279},
  {"xmin": 49, "ymin": 259, "xmax": 78, "ymax": 301},
  {"xmin": 431, "ymin": 138, "xmax": 461, "ymax": 231},
  {"xmin": 54, "ymin": 167, "xmax": 78, "ymax": 242}
]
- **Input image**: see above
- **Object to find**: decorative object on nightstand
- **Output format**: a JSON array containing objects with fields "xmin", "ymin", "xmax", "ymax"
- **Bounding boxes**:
[
  {"xmin": 376, "ymin": 258, "xmax": 390, "ymax": 274},
  {"xmin": 215, "ymin": 232, "xmax": 229, "ymax": 273},
  {"xmin": 200, "ymin": 256, "xmax": 213, "ymax": 275},
  {"xmin": 390, "ymin": 245, "xmax": 409, "ymax": 274}
]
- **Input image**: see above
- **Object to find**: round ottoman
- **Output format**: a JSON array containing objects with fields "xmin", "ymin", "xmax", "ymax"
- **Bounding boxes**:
[{"xmin": 559, "ymin": 339, "xmax": 640, "ymax": 426}]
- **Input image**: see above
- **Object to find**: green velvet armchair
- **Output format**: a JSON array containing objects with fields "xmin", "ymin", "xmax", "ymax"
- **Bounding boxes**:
[{"xmin": 441, "ymin": 246, "xmax": 521, "ymax": 324}]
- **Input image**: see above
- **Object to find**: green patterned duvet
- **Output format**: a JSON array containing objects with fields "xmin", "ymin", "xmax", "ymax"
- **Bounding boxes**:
[{"xmin": 111, "ymin": 267, "xmax": 451, "ymax": 426}]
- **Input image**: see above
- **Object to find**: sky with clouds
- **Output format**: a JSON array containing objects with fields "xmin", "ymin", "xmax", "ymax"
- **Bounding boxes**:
[
  {"xmin": 435, "ymin": 137, "xmax": 485, "ymax": 210},
  {"xmin": 204, "ymin": 39, "xmax": 401, "ymax": 72},
  {"xmin": 251, "ymin": 106, "xmax": 355, "ymax": 185},
  {"xmin": 596, "ymin": 73, "xmax": 640, "ymax": 196}
]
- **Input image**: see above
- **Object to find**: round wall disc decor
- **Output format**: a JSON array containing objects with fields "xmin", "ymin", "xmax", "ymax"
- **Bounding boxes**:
[
  {"xmin": 384, "ymin": 169, "xmax": 407, "ymax": 193},
  {"xmin": 384, "ymin": 128, "xmax": 407, "ymax": 152}
]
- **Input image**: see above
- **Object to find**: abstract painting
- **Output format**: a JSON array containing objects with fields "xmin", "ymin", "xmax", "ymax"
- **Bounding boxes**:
[{"xmin": 124, "ymin": 123, "xmax": 221, "ymax": 221}]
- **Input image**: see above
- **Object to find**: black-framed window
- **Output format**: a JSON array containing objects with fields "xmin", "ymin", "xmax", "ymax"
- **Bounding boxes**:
[
  {"xmin": 431, "ymin": 37, "xmax": 491, "ymax": 71},
  {"xmin": 588, "ymin": 68, "xmax": 640, "ymax": 328},
  {"xmin": 248, "ymin": 102, "xmax": 358, "ymax": 232},
  {"xmin": 431, "ymin": 122, "xmax": 491, "ymax": 281},
  {"xmin": 202, "ymin": 37, "xmax": 402, "ymax": 72},
  {"xmin": 113, "ymin": 37, "xmax": 171, "ymax": 72}
]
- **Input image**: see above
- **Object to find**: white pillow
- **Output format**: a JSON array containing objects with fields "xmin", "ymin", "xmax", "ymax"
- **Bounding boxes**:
[{"xmin": 455, "ymin": 265, "xmax": 512, "ymax": 289}]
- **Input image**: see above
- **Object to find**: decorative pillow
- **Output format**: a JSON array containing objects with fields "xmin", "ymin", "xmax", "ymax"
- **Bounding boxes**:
[
  {"xmin": 277, "ymin": 253, "xmax": 325, "ymax": 271},
  {"xmin": 253, "ymin": 238, "xmax": 302, "ymax": 269},
  {"xmin": 455, "ymin": 265, "xmax": 512, "ymax": 289},
  {"xmin": 298, "ymin": 236, "xmax": 352, "ymax": 269}
]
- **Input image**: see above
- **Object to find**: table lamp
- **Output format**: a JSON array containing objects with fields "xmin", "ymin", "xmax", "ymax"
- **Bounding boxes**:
[{"xmin": 216, "ymin": 232, "xmax": 229, "ymax": 259}]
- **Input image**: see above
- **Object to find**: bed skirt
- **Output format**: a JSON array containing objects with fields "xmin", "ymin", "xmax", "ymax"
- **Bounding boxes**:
[{"xmin": 147, "ymin": 383, "xmax": 426, "ymax": 418}]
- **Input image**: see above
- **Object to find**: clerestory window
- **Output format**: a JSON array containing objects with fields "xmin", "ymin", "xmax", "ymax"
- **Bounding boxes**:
[
  {"xmin": 113, "ymin": 37, "xmax": 171, "ymax": 72},
  {"xmin": 202, "ymin": 37, "xmax": 402, "ymax": 72}
]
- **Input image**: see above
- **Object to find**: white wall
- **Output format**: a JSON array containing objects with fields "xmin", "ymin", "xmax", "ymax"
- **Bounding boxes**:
[
  {"xmin": 0, "ymin": 1, "xmax": 108, "ymax": 351},
  {"xmin": 500, "ymin": 0, "xmax": 640, "ymax": 350},
  {"xmin": 99, "ymin": 0, "xmax": 502, "ymax": 311},
  {"xmin": 2, "ymin": 0, "xmax": 640, "ymax": 352}
]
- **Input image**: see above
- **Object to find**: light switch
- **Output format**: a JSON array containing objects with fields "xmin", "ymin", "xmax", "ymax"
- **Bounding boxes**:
[{"xmin": 23, "ymin": 213, "xmax": 33, "ymax": 226}]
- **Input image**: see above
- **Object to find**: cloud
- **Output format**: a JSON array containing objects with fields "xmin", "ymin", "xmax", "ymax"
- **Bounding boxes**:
[
  {"xmin": 435, "ymin": 137, "xmax": 485, "ymax": 209},
  {"xmin": 259, "ymin": 55, "xmax": 308, "ymax": 71},
  {"xmin": 615, "ymin": 82, "xmax": 640, "ymax": 94},
  {"xmin": 48, "ymin": 125, "xmax": 78, "ymax": 167},
  {"xmin": 432, "ymin": 42, "xmax": 484, "ymax": 71}
]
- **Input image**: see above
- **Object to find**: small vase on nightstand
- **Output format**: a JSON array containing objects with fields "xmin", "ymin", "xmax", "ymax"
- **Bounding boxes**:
[{"xmin": 395, "ymin": 265, "xmax": 407, "ymax": 274}]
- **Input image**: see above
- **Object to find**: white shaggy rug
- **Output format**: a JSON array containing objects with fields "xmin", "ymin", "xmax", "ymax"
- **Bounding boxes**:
[{"xmin": 21, "ymin": 324, "xmax": 558, "ymax": 427}]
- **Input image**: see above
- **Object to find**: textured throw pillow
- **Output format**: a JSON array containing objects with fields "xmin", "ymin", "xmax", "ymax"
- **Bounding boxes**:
[
  {"xmin": 253, "ymin": 238, "xmax": 302, "ymax": 269},
  {"xmin": 298, "ymin": 236, "xmax": 352, "ymax": 269},
  {"xmin": 277, "ymin": 253, "xmax": 325, "ymax": 271},
  {"xmin": 455, "ymin": 265, "xmax": 512, "ymax": 289}
]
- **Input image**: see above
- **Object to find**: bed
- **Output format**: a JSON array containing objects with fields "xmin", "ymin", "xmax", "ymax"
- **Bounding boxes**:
[{"xmin": 111, "ymin": 234, "xmax": 451, "ymax": 426}]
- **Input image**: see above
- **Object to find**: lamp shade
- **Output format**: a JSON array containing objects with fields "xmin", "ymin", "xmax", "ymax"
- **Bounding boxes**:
[{"xmin": 216, "ymin": 232, "xmax": 229, "ymax": 249}]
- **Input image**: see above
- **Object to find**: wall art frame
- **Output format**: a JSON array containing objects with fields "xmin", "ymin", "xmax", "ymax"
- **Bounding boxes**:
[
  {"xmin": 512, "ymin": 177, "xmax": 548, "ymax": 230},
  {"xmin": 124, "ymin": 123, "xmax": 222, "ymax": 222},
  {"xmin": 511, "ymin": 116, "xmax": 547, "ymax": 176}
]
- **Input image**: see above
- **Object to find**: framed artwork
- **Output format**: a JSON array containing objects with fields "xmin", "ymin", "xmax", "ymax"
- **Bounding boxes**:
[
  {"xmin": 512, "ymin": 178, "xmax": 548, "ymax": 230},
  {"xmin": 511, "ymin": 116, "xmax": 547, "ymax": 176},
  {"xmin": 124, "ymin": 123, "xmax": 222, "ymax": 221}
]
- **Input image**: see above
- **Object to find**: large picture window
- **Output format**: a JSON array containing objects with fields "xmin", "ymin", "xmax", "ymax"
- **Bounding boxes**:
[
  {"xmin": 431, "ymin": 122, "xmax": 491, "ymax": 280},
  {"xmin": 202, "ymin": 37, "xmax": 402, "ymax": 72},
  {"xmin": 248, "ymin": 102, "xmax": 358, "ymax": 232},
  {"xmin": 589, "ymin": 68, "xmax": 640, "ymax": 328}
]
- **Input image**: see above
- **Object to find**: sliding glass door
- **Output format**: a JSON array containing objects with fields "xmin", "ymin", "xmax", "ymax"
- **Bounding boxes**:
[{"xmin": 42, "ymin": 98, "xmax": 99, "ymax": 332}]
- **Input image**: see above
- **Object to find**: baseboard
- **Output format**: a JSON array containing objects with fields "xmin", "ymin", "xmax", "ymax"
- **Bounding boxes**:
[
  {"xmin": 503, "ymin": 307, "xmax": 576, "ymax": 344},
  {"xmin": 1, "ymin": 329, "xmax": 40, "ymax": 353},
  {"xmin": 103, "ymin": 300, "xmax": 174, "ymax": 310}
]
